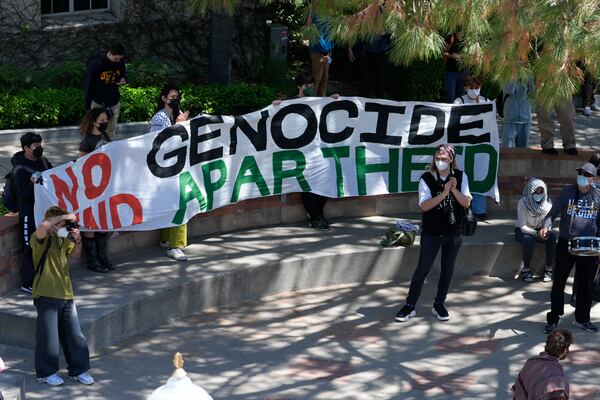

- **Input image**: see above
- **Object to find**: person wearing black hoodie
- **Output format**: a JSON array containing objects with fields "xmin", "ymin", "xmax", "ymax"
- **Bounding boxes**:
[
  {"xmin": 83, "ymin": 42, "xmax": 127, "ymax": 140},
  {"xmin": 12, "ymin": 132, "xmax": 53, "ymax": 293}
]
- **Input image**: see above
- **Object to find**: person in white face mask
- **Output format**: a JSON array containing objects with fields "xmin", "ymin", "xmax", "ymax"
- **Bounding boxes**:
[
  {"xmin": 540, "ymin": 162, "xmax": 600, "ymax": 334},
  {"xmin": 395, "ymin": 144, "xmax": 472, "ymax": 323},
  {"xmin": 515, "ymin": 178, "xmax": 556, "ymax": 283},
  {"xmin": 453, "ymin": 75, "xmax": 489, "ymax": 105}
]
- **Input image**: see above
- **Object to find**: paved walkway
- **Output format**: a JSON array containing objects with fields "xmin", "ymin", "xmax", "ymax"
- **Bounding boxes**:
[{"xmin": 1, "ymin": 277, "xmax": 599, "ymax": 400}]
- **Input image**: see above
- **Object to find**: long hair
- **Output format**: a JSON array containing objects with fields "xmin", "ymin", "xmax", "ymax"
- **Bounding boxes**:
[
  {"xmin": 427, "ymin": 144, "xmax": 458, "ymax": 174},
  {"xmin": 80, "ymin": 108, "xmax": 107, "ymax": 136},
  {"xmin": 156, "ymin": 83, "xmax": 180, "ymax": 113}
]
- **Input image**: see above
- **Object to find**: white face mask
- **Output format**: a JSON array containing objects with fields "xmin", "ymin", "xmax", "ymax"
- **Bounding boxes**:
[
  {"xmin": 435, "ymin": 160, "xmax": 450, "ymax": 171},
  {"xmin": 57, "ymin": 227, "xmax": 69, "ymax": 238},
  {"xmin": 467, "ymin": 88, "xmax": 480, "ymax": 98},
  {"xmin": 532, "ymin": 193, "xmax": 544, "ymax": 202}
]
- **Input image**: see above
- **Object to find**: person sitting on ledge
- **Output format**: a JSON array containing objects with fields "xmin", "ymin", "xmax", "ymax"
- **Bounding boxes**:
[{"xmin": 515, "ymin": 177, "xmax": 556, "ymax": 283}]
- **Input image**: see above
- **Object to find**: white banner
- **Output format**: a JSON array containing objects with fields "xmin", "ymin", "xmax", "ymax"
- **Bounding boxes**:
[{"xmin": 34, "ymin": 97, "xmax": 500, "ymax": 231}]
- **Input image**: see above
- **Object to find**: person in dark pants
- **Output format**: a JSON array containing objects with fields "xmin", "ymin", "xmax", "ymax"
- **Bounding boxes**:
[
  {"xmin": 347, "ymin": 34, "xmax": 390, "ymax": 99},
  {"xmin": 32, "ymin": 206, "xmax": 94, "ymax": 386},
  {"xmin": 11, "ymin": 132, "xmax": 53, "ymax": 294},
  {"xmin": 395, "ymin": 144, "xmax": 472, "ymax": 322},
  {"xmin": 443, "ymin": 32, "xmax": 468, "ymax": 103},
  {"xmin": 272, "ymin": 73, "xmax": 339, "ymax": 231},
  {"xmin": 541, "ymin": 162, "xmax": 600, "ymax": 333},
  {"xmin": 78, "ymin": 108, "xmax": 114, "ymax": 272},
  {"xmin": 515, "ymin": 177, "xmax": 556, "ymax": 283}
]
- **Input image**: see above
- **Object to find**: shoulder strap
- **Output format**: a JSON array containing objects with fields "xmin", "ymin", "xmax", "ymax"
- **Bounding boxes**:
[
  {"xmin": 32, "ymin": 236, "xmax": 53, "ymax": 293},
  {"xmin": 459, "ymin": 96, "xmax": 465, "ymax": 104},
  {"xmin": 41, "ymin": 157, "xmax": 50, "ymax": 170},
  {"xmin": 13, "ymin": 164, "xmax": 35, "ymax": 175}
]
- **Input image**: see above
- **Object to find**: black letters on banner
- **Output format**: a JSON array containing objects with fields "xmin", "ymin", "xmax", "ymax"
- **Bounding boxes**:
[
  {"xmin": 360, "ymin": 103, "xmax": 405, "ymax": 145},
  {"xmin": 408, "ymin": 105, "xmax": 446, "ymax": 145},
  {"xmin": 271, "ymin": 103, "xmax": 317, "ymax": 149},
  {"xmin": 447, "ymin": 104, "xmax": 492, "ymax": 144},
  {"xmin": 229, "ymin": 111, "xmax": 269, "ymax": 155},
  {"xmin": 146, "ymin": 125, "xmax": 189, "ymax": 178},
  {"xmin": 189, "ymin": 115, "xmax": 224, "ymax": 166},
  {"xmin": 319, "ymin": 100, "xmax": 358, "ymax": 143}
]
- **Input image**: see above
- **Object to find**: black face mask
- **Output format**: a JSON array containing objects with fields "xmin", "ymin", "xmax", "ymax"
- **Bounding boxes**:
[
  {"xmin": 32, "ymin": 146, "xmax": 43, "ymax": 159},
  {"xmin": 98, "ymin": 122, "xmax": 109, "ymax": 133},
  {"xmin": 168, "ymin": 99, "xmax": 180, "ymax": 110}
]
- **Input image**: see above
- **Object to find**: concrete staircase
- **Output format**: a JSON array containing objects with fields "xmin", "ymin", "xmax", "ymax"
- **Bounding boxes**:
[{"xmin": 0, "ymin": 214, "xmax": 547, "ymax": 355}]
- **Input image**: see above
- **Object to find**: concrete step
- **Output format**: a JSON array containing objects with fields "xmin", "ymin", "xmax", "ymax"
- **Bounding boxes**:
[
  {"xmin": 0, "ymin": 214, "xmax": 545, "ymax": 354},
  {"xmin": 0, "ymin": 372, "xmax": 25, "ymax": 400}
]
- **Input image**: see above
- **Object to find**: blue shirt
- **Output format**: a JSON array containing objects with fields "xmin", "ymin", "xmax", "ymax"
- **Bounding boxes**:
[
  {"xmin": 502, "ymin": 79, "xmax": 534, "ymax": 123},
  {"xmin": 149, "ymin": 108, "xmax": 172, "ymax": 133}
]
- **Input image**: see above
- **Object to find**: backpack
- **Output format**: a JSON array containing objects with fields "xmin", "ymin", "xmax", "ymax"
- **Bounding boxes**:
[
  {"xmin": 1, "ymin": 157, "xmax": 50, "ymax": 213},
  {"xmin": 2, "ymin": 165, "xmax": 34, "ymax": 213}
]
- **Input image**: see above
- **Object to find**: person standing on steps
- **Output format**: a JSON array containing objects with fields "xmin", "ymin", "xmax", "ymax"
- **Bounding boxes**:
[{"xmin": 395, "ymin": 144, "xmax": 472, "ymax": 323}]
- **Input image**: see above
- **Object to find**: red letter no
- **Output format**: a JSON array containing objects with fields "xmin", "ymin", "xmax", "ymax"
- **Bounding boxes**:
[{"xmin": 82, "ymin": 153, "xmax": 112, "ymax": 200}]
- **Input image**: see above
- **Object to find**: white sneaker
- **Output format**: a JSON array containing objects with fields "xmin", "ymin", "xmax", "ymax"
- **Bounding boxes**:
[
  {"xmin": 591, "ymin": 104, "xmax": 600, "ymax": 112},
  {"xmin": 159, "ymin": 240, "xmax": 170, "ymax": 248},
  {"xmin": 584, "ymin": 106, "xmax": 592, "ymax": 116},
  {"xmin": 37, "ymin": 373, "xmax": 64, "ymax": 386},
  {"xmin": 70, "ymin": 372, "xmax": 94, "ymax": 385},
  {"xmin": 167, "ymin": 248, "xmax": 188, "ymax": 261}
]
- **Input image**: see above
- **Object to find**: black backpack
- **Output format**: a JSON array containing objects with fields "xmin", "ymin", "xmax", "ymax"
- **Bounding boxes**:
[
  {"xmin": 2, "ymin": 165, "xmax": 35, "ymax": 213},
  {"xmin": 1, "ymin": 157, "xmax": 50, "ymax": 213}
]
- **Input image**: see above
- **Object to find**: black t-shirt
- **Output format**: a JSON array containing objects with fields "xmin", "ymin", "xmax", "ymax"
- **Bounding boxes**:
[
  {"xmin": 79, "ymin": 132, "xmax": 111, "ymax": 154},
  {"xmin": 444, "ymin": 33, "xmax": 464, "ymax": 72}
]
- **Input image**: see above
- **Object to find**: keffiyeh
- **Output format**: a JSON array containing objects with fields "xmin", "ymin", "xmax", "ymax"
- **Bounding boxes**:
[{"xmin": 523, "ymin": 177, "xmax": 552, "ymax": 217}]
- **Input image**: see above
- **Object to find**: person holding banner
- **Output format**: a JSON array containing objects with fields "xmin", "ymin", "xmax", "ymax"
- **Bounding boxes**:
[
  {"xmin": 78, "ymin": 108, "xmax": 114, "ymax": 273},
  {"xmin": 395, "ymin": 144, "xmax": 472, "ymax": 323},
  {"xmin": 31, "ymin": 206, "xmax": 94, "ymax": 386},
  {"xmin": 149, "ymin": 83, "xmax": 190, "ymax": 261},
  {"xmin": 454, "ymin": 75, "xmax": 491, "ymax": 221},
  {"xmin": 273, "ymin": 73, "xmax": 339, "ymax": 231},
  {"xmin": 541, "ymin": 162, "xmax": 600, "ymax": 334}
]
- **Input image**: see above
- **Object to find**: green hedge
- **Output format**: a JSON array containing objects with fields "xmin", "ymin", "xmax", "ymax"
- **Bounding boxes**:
[{"xmin": 0, "ymin": 84, "xmax": 278, "ymax": 130}]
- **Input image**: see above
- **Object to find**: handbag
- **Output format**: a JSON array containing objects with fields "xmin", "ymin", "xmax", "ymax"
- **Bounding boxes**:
[{"xmin": 462, "ymin": 207, "xmax": 477, "ymax": 236}]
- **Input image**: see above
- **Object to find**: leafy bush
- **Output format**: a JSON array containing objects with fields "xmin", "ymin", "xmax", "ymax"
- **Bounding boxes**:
[
  {"xmin": 126, "ymin": 59, "xmax": 170, "ymax": 88},
  {"xmin": 0, "ymin": 87, "xmax": 86, "ymax": 128},
  {"xmin": 386, "ymin": 59, "xmax": 446, "ymax": 102},
  {"xmin": 32, "ymin": 61, "xmax": 85, "ymax": 89},
  {"xmin": 0, "ymin": 84, "xmax": 277, "ymax": 129},
  {"xmin": 0, "ymin": 198, "xmax": 7, "ymax": 216},
  {"xmin": 0, "ymin": 64, "xmax": 34, "ymax": 94}
]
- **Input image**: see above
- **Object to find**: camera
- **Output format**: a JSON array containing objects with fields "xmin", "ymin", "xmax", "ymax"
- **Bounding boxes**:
[{"xmin": 65, "ymin": 220, "xmax": 79, "ymax": 231}]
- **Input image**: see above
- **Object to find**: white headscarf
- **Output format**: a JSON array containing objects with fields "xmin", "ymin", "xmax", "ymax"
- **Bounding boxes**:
[{"xmin": 523, "ymin": 177, "xmax": 552, "ymax": 217}]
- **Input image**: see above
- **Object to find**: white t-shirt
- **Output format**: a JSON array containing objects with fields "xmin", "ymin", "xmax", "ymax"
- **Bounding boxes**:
[
  {"xmin": 453, "ymin": 95, "xmax": 490, "ymax": 105},
  {"xmin": 418, "ymin": 172, "xmax": 472, "ymax": 206}
]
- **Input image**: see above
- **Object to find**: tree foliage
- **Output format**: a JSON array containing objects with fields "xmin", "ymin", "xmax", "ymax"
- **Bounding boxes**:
[{"xmin": 195, "ymin": 0, "xmax": 600, "ymax": 108}]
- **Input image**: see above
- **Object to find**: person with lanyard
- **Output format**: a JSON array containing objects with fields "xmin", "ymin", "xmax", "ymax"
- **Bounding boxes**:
[
  {"xmin": 515, "ymin": 178, "xmax": 556, "ymax": 283},
  {"xmin": 149, "ymin": 83, "xmax": 190, "ymax": 261},
  {"xmin": 78, "ymin": 107, "xmax": 114, "ymax": 273},
  {"xmin": 541, "ymin": 162, "xmax": 600, "ymax": 333},
  {"xmin": 395, "ymin": 144, "xmax": 472, "ymax": 322}
]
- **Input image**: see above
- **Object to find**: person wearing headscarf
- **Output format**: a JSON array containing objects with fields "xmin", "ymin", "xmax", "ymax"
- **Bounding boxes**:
[{"xmin": 515, "ymin": 177, "xmax": 556, "ymax": 283}]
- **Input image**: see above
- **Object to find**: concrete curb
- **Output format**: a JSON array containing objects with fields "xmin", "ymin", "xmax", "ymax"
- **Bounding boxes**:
[{"xmin": 0, "ymin": 373, "xmax": 25, "ymax": 400}]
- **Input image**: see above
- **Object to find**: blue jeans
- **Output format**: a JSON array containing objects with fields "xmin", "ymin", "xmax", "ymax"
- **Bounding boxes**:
[
  {"xmin": 444, "ymin": 70, "xmax": 467, "ymax": 102},
  {"xmin": 471, "ymin": 194, "xmax": 487, "ymax": 215},
  {"xmin": 34, "ymin": 297, "xmax": 90, "ymax": 378},
  {"xmin": 406, "ymin": 233, "xmax": 463, "ymax": 306},
  {"xmin": 514, "ymin": 228, "xmax": 556, "ymax": 269},
  {"xmin": 503, "ymin": 122, "xmax": 531, "ymax": 148}
]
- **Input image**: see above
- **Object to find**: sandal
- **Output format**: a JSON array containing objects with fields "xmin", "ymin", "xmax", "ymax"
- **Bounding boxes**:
[{"xmin": 521, "ymin": 269, "xmax": 534, "ymax": 283}]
